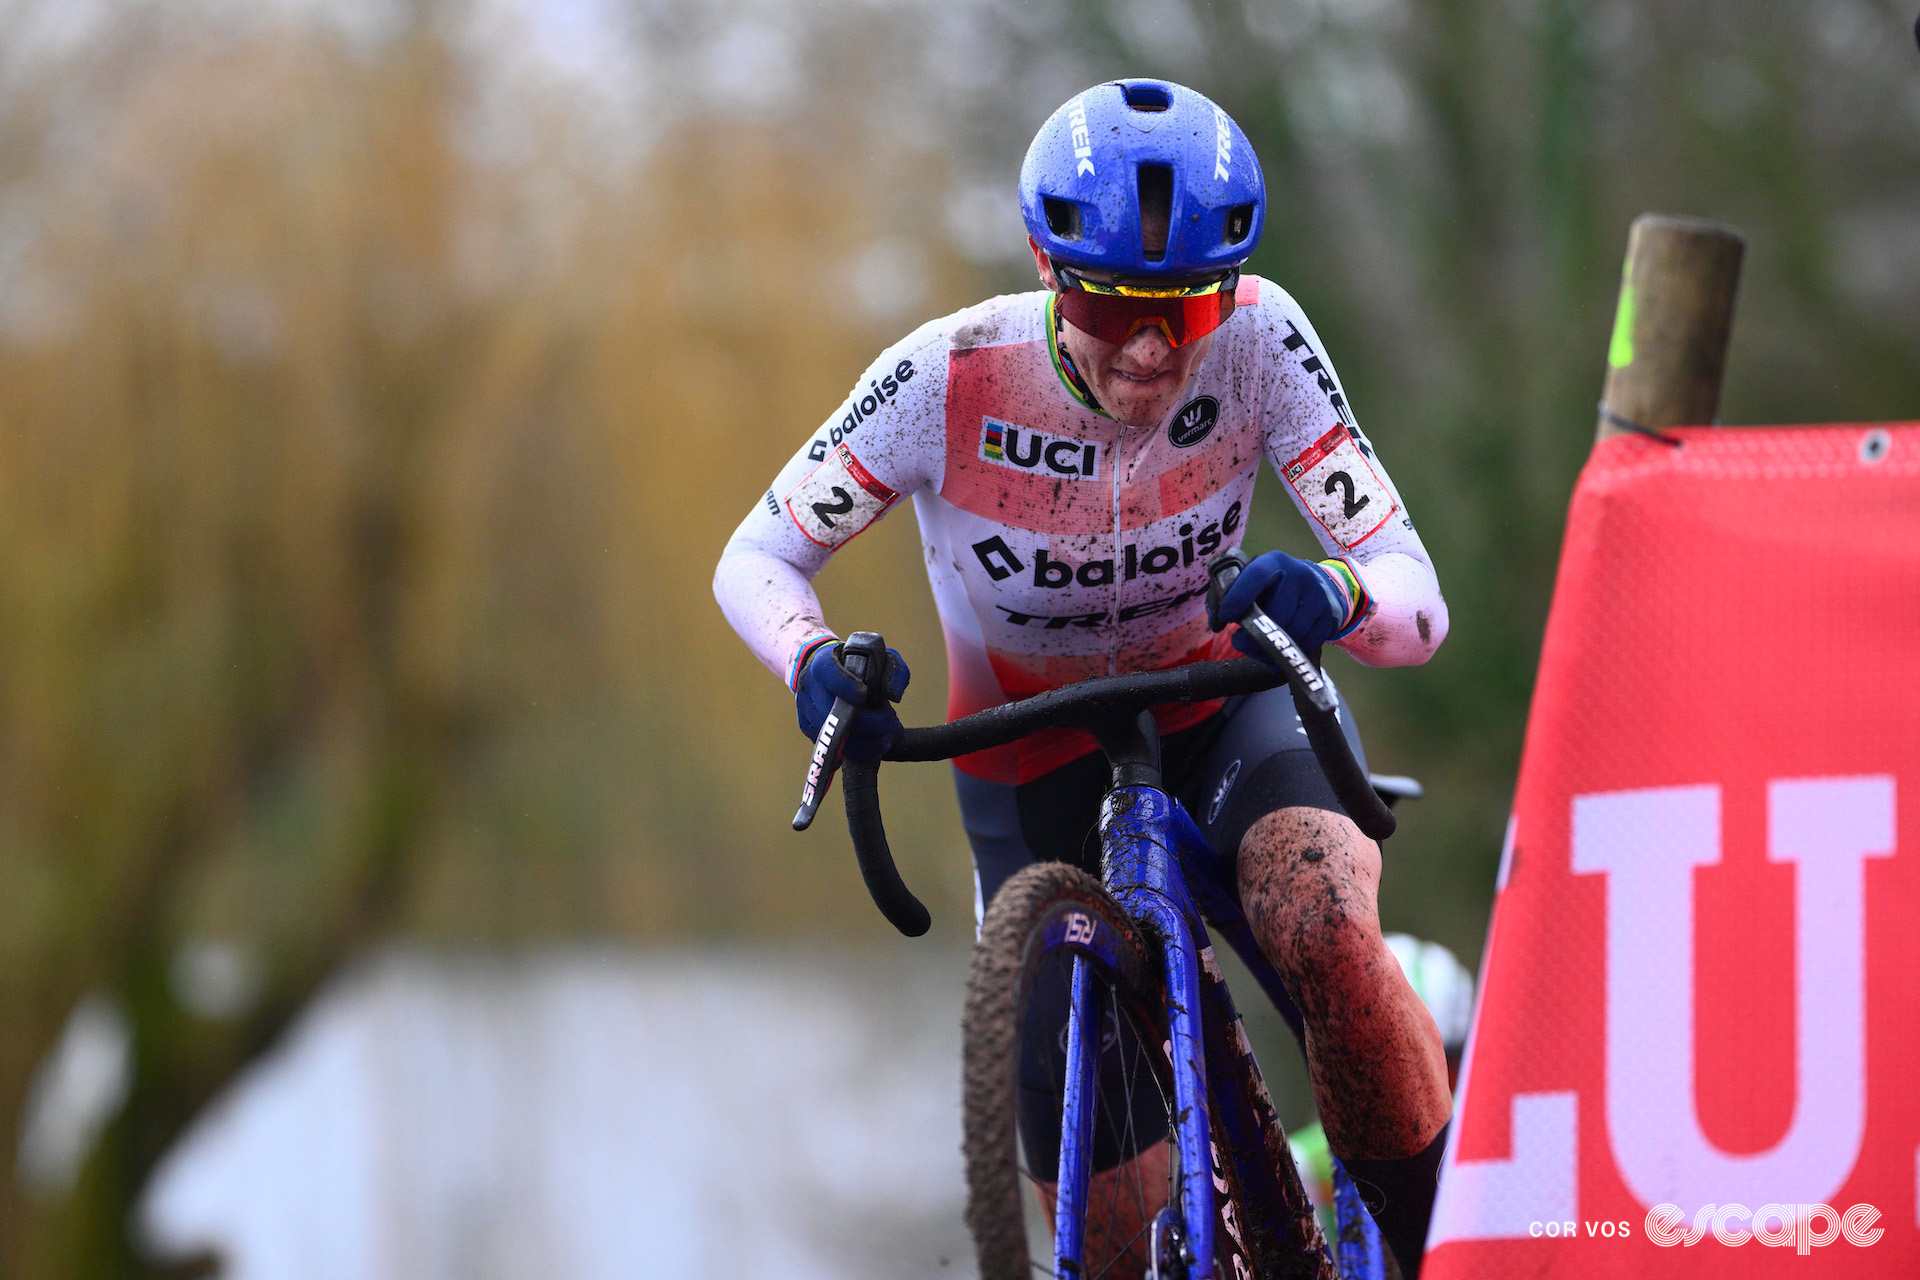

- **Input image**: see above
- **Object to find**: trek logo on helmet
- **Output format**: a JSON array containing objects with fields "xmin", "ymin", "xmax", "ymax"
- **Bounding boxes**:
[
  {"xmin": 1068, "ymin": 97, "xmax": 1095, "ymax": 177},
  {"xmin": 1212, "ymin": 105, "xmax": 1233, "ymax": 182}
]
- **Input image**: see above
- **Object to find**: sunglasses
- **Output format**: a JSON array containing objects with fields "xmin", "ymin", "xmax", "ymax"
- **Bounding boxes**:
[{"xmin": 1052, "ymin": 261, "xmax": 1239, "ymax": 348}]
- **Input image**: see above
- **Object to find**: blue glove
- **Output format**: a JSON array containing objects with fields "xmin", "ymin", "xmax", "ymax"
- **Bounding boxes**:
[
  {"xmin": 795, "ymin": 641, "xmax": 911, "ymax": 761},
  {"xmin": 1207, "ymin": 550, "xmax": 1351, "ymax": 657}
]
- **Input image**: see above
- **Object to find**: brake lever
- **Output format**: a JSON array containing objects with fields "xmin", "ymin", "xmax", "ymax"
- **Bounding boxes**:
[
  {"xmin": 1206, "ymin": 551, "xmax": 1394, "ymax": 841},
  {"xmin": 791, "ymin": 631, "xmax": 886, "ymax": 831},
  {"xmin": 1205, "ymin": 551, "xmax": 1337, "ymax": 715}
]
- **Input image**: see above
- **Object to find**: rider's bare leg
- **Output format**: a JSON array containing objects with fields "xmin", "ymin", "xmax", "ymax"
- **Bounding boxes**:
[{"xmin": 1236, "ymin": 805, "xmax": 1451, "ymax": 1274}]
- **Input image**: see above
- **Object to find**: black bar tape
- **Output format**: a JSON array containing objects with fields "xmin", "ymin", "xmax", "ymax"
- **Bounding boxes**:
[
  {"xmin": 841, "ymin": 757, "xmax": 931, "ymax": 937},
  {"xmin": 1289, "ymin": 684, "xmax": 1396, "ymax": 842}
]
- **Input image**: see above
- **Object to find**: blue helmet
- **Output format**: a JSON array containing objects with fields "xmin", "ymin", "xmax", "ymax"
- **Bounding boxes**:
[{"xmin": 1020, "ymin": 79, "xmax": 1264, "ymax": 278}]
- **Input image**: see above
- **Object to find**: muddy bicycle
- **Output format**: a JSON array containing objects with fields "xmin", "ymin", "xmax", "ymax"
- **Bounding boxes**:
[{"xmin": 794, "ymin": 551, "xmax": 1410, "ymax": 1279}]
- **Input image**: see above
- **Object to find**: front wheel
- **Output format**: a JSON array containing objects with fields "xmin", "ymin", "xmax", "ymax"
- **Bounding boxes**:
[{"xmin": 962, "ymin": 862, "xmax": 1198, "ymax": 1279}]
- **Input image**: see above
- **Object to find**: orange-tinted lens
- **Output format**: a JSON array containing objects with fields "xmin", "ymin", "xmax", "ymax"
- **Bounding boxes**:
[{"xmin": 1057, "ymin": 288, "xmax": 1235, "ymax": 347}]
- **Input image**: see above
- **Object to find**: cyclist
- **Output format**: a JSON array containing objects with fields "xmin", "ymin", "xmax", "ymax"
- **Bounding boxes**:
[
  {"xmin": 1292, "ymin": 935, "xmax": 1475, "ymax": 1249},
  {"xmin": 715, "ymin": 79, "xmax": 1451, "ymax": 1277}
]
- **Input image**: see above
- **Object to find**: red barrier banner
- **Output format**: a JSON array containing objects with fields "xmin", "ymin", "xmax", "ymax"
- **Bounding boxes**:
[{"xmin": 1424, "ymin": 426, "xmax": 1920, "ymax": 1277}]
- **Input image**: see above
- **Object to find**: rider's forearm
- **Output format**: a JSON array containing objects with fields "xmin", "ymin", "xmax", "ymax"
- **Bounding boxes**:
[
  {"xmin": 713, "ymin": 546, "xmax": 836, "ymax": 687},
  {"xmin": 1334, "ymin": 550, "xmax": 1448, "ymax": 668}
]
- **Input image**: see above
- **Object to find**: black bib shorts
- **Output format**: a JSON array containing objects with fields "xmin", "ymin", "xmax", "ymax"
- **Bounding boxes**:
[{"xmin": 955, "ymin": 676, "xmax": 1368, "ymax": 924}]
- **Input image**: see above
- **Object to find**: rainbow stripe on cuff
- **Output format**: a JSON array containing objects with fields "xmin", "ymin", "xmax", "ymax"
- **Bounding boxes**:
[
  {"xmin": 1318, "ymin": 557, "xmax": 1374, "ymax": 640},
  {"xmin": 788, "ymin": 633, "xmax": 840, "ymax": 691}
]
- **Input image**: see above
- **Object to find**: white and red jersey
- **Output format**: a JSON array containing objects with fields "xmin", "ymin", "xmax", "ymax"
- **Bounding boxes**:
[{"xmin": 714, "ymin": 277, "xmax": 1447, "ymax": 783}]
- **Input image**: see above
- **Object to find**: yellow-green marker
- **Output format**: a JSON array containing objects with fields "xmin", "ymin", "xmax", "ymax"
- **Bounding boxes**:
[{"xmin": 1608, "ymin": 271, "xmax": 1636, "ymax": 370}]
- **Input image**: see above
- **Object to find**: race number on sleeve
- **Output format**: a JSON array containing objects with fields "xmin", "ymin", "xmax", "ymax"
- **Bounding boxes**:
[
  {"xmin": 1282, "ymin": 426, "xmax": 1397, "ymax": 550},
  {"xmin": 784, "ymin": 442, "xmax": 899, "ymax": 549}
]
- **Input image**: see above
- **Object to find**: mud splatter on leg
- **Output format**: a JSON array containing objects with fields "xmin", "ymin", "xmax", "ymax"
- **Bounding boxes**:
[{"xmin": 1236, "ymin": 806, "xmax": 1450, "ymax": 1160}]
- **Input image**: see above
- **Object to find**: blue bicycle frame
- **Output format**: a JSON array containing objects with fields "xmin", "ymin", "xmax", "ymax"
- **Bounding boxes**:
[
  {"xmin": 806, "ymin": 597, "xmax": 1404, "ymax": 1278},
  {"xmin": 1050, "ymin": 782, "xmax": 1387, "ymax": 1280}
]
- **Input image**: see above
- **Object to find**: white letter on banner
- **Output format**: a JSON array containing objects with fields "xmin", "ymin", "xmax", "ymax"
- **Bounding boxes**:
[
  {"xmin": 1427, "ymin": 1091, "xmax": 1578, "ymax": 1244},
  {"xmin": 1426, "ymin": 814, "xmax": 1577, "ymax": 1250},
  {"xmin": 1571, "ymin": 779, "xmax": 1894, "ymax": 1213}
]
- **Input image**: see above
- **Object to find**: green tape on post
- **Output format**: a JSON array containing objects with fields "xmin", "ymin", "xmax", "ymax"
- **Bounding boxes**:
[{"xmin": 1607, "ymin": 278, "xmax": 1636, "ymax": 370}]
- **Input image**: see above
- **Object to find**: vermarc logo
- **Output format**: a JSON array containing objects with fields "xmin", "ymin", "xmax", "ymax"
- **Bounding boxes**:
[{"xmin": 1168, "ymin": 396, "xmax": 1219, "ymax": 448}]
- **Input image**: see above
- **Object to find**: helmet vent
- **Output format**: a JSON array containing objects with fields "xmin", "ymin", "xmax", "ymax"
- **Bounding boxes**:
[
  {"xmin": 1225, "ymin": 203, "xmax": 1254, "ymax": 245},
  {"xmin": 1137, "ymin": 164, "xmax": 1172, "ymax": 261},
  {"xmin": 1120, "ymin": 83, "xmax": 1173, "ymax": 112},
  {"xmin": 1043, "ymin": 197, "xmax": 1082, "ymax": 241}
]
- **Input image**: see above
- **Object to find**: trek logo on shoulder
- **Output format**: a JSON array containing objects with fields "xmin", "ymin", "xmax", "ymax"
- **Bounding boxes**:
[
  {"xmin": 805, "ymin": 359, "xmax": 917, "ymax": 462},
  {"xmin": 980, "ymin": 418, "xmax": 1101, "ymax": 479},
  {"xmin": 1279, "ymin": 322, "xmax": 1356, "ymax": 431}
]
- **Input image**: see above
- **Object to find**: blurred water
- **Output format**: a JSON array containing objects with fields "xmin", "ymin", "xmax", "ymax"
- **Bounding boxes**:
[{"xmin": 139, "ymin": 948, "xmax": 977, "ymax": 1280}]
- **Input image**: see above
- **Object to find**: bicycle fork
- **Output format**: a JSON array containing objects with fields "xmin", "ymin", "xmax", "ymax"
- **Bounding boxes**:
[{"xmin": 1054, "ymin": 784, "xmax": 1216, "ymax": 1277}]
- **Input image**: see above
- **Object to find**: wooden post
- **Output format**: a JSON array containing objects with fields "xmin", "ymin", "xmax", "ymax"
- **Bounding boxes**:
[{"xmin": 1597, "ymin": 215, "xmax": 1745, "ymax": 441}]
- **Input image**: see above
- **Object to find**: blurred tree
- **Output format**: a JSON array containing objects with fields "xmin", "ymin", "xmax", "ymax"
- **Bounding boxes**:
[
  {"xmin": 0, "ymin": 4, "xmax": 977, "ymax": 1272},
  {"xmin": 0, "ymin": 15, "xmax": 497, "ymax": 1274}
]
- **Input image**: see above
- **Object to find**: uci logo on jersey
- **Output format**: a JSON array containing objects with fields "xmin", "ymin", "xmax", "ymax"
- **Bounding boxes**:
[{"xmin": 979, "ymin": 417, "xmax": 1102, "ymax": 480}]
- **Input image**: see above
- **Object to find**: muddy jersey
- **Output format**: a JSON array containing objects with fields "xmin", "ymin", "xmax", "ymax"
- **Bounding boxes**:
[{"xmin": 714, "ymin": 276, "xmax": 1447, "ymax": 783}]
